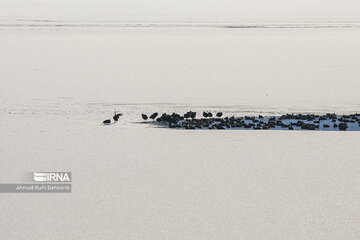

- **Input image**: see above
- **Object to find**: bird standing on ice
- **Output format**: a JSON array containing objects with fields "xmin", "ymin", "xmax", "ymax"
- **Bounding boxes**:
[
  {"xmin": 113, "ymin": 112, "xmax": 123, "ymax": 122},
  {"xmin": 103, "ymin": 112, "xmax": 123, "ymax": 125}
]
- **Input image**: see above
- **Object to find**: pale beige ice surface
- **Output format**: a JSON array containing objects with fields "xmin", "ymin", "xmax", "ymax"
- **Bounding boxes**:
[
  {"xmin": 1, "ymin": 27, "xmax": 360, "ymax": 106},
  {"xmin": 1, "ymin": 27, "xmax": 360, "ymax": 240},
  {"xmin": 1, "ymin": 117, "xmax": 360, "ymax": 239}
]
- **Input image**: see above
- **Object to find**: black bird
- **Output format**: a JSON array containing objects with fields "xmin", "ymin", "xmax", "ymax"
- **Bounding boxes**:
[
  {"xmin": 339, "ymin": 123, "xmax": 348, "ymax": 131},
  {"xmin": 208, "ymin": 112, "xmax": 213, "ymax": 118},
  {"xmin": 113, "ymin": 112, "xmax": 122, "ymax": 122},
  {"xmin": 142, "ymin": 114, "xmax": 148, "ymax": 121},
  {"xmin": 216, "ymin": 112, "xmax": 223, "ymax": 118},
  {"xmin": 150, "ymin": 112, "xmax": 158, "ymax": 119},
  {"xmin": 184, "ymin": 111, "xmax": 191, "ymax": 119},
  {"xmin": 190, "ymin": 111, "xmax": 196, "ymax": 119},
  {"xmin": 103, "ymin": 119, "xmax": 111, "ymax": 124},
  {"xmin": 203, "ymin": 111, "xmax": 209, "ymax": 118}
]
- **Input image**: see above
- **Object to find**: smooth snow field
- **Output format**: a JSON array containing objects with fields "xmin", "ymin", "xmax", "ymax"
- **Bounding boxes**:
[{"xmin": 1, "ymin": 23, "xmax": 360, "ymax": 239}]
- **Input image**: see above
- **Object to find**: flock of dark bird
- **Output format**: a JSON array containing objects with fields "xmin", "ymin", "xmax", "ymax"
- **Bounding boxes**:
[
  {"xmin": 102, "ymin": 111, "xmax": 360, "ymax": 131},
  {"xmin": 141, "ymin": 111, "xmax": 360, "ymax": 131}
]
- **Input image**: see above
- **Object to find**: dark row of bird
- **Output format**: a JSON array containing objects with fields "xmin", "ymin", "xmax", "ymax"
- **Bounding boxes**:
[
  {"xmin": 142, "ymin": 111, "xmax": 223, "ymax": 121},
  {"xmin": 142, "ymin": 111, "xmax": 360, "ymax": 131}
]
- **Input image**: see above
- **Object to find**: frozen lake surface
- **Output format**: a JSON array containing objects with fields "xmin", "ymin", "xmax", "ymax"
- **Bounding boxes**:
[{"xmin": 1, "ymin": 20, "xmax": 360, "ymax": 240}]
